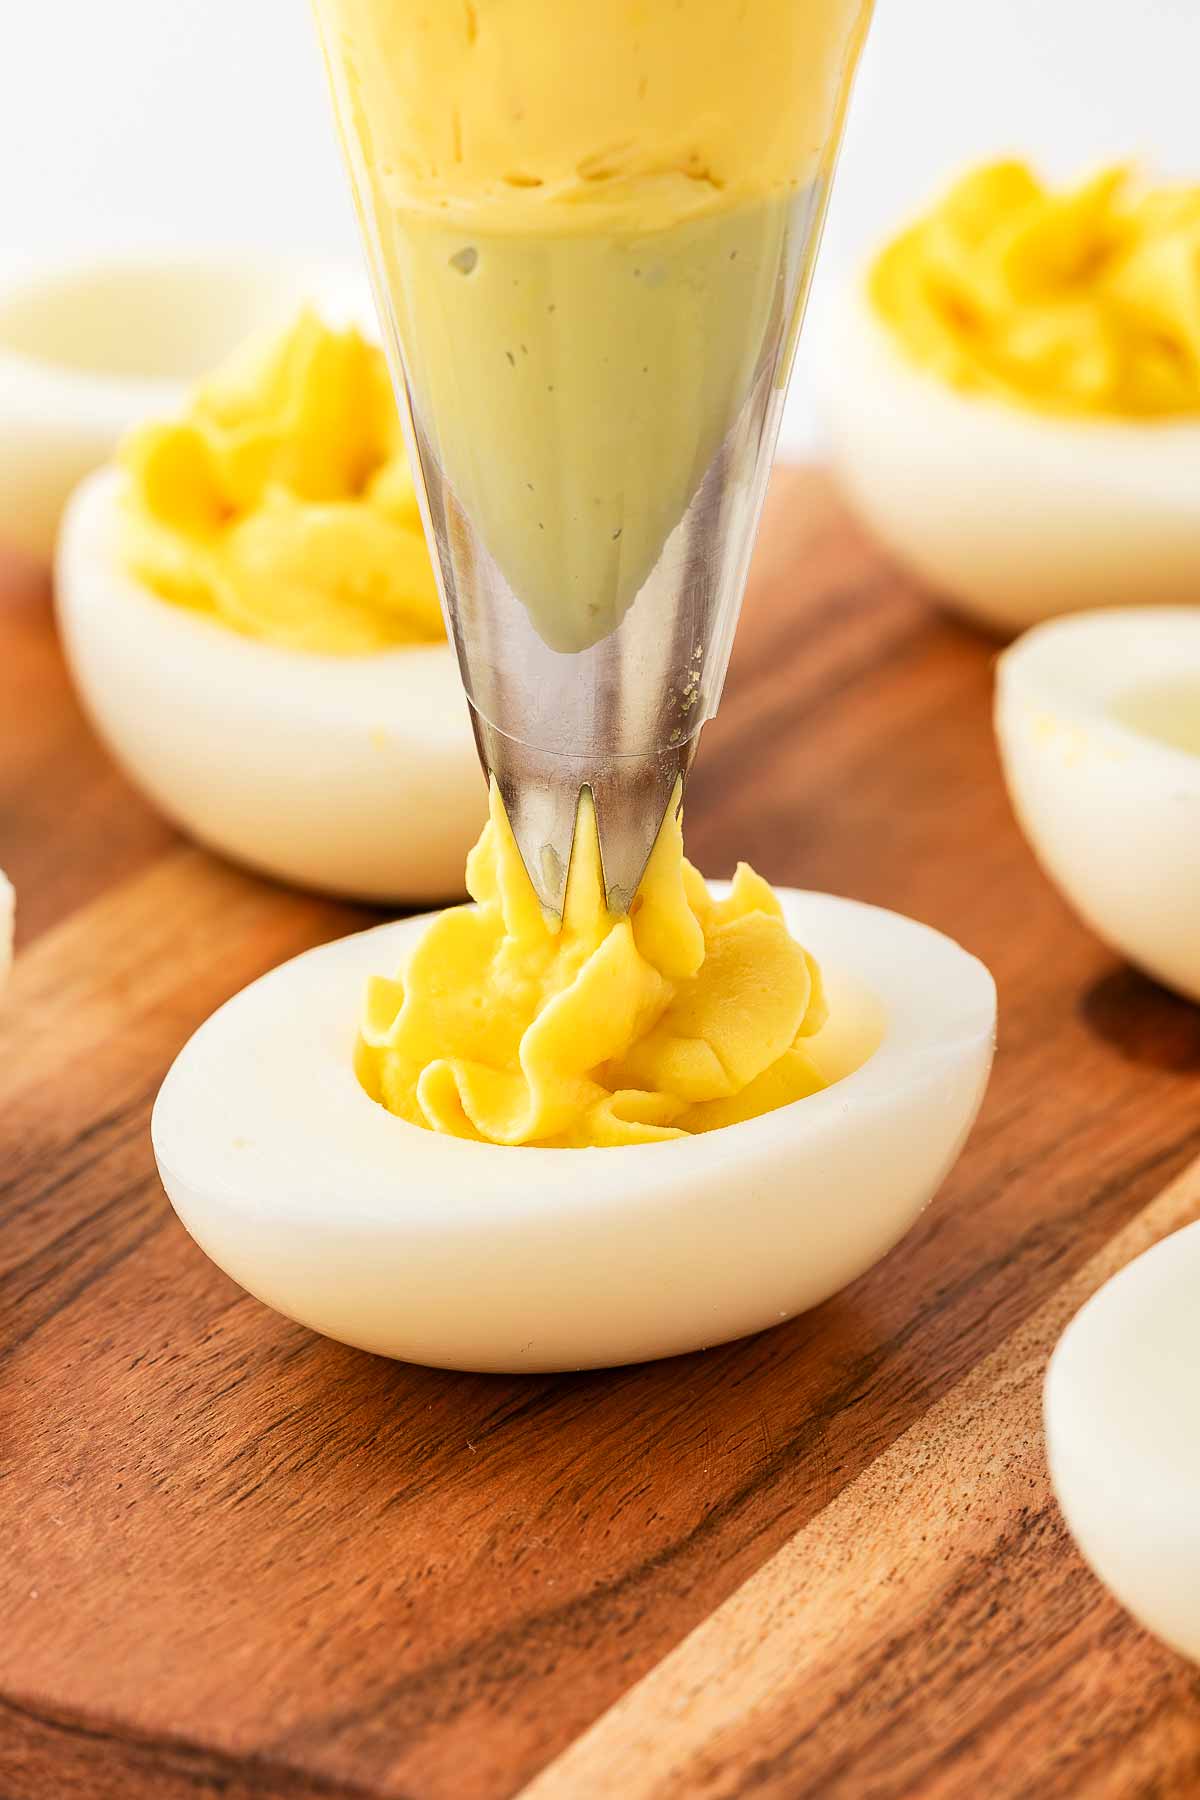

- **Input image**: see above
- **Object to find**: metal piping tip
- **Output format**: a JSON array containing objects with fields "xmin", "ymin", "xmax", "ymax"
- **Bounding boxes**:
[{"xmin": 469, "ymin": 708, "xmax": 698, "ymax": 918}]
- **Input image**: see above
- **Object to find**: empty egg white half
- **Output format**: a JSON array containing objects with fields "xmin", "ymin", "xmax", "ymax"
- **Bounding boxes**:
[
  {"xmin": 1046, "ymin": 1219, "xmax": 1200, "ymax": 1665},
  {"xmin": 818, "ymin": 280, "xmax": 1200, "ymax": 636},
  {"xmin": 151, "ymin": 888, "xmax": 996, "ymax": 1373},
  {"xmin": 56, "ymin": 469, "xmax": 486, "ymax": 904},
  {"xmin": 996, "ymin": 608, "xmax": 1200, "ymax": 1003}
]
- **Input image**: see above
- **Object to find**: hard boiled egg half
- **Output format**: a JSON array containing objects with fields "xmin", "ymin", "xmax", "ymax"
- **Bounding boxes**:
[
  {"xmin": 55, "ymin": 312, "xmax": 485, "ymax": 904},
  {"xmin": 1046, "ymin": 1219, "xmax": 1200, "ymax": 1665},
  {"xmin": 996, "ymin": 608, "xmax": 1200, "ymax": 1003},
  {"xmin": 820, "ymin": 163, "xmax": 1200, "ymax": 636},
  {"xmin": 57, "ymin": 471, "xmax": 484, "ymax": 904},
  {"xmin": 152, "ymin": 888, "xmax": 996, "ymax": 1373},
  {"xmin": 821, "ymin": 281, "xmax": 1200, "ymax": 637}
]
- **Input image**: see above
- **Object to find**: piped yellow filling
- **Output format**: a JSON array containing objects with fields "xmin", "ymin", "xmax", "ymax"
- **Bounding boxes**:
[
  {"xmin": 359, "ymin": 784, "xmax": 830, "ymax": 1148},
  {"xmin": 871, "ymin": 162, "xmax": 1200, "ymax": 418},
  {"xmin": 120, "ymin": 310, "xmax": 444, "ymax": 654}
]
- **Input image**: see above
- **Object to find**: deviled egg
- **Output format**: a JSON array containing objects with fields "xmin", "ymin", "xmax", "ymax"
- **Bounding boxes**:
[
  {"xmin": 0, "ymin": 254, "xmax": 369, "ymax": 562},
  {"xmin": 996, "ymin": 608, "xmax": 1200, "ymax": 1003},
  {"xmin": 153, "ymin": 801, "xmax": 996, "ymax": 1372},
  {"xmin": 56, "ymin": 312, "xmax": 485, "ymax": 904},
  {"xmin": 1046, "ymin": 1220, "xmax": 1200, "ymax": 1665},
  {"xmin": 821, "ymin": 164, "xmax": 1200, "ymax": 636}
]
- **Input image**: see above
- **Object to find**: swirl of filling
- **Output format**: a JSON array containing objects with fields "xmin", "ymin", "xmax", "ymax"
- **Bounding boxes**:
[
  {"xmin": 120, "ymin": 310, "xmax": 444, "ymax": 654},
  {"xmin": 871, "ymin": 162, "xmax": 1200, "ymax": 418},
  {"xmin": 358, "ymin": 784, "xmax": 829, "ymax": 1148}
]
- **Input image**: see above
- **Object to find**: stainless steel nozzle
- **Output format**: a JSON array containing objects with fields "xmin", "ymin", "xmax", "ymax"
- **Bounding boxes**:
[
  {"xmin": 470, "ymin": 708, "xmax": 697, "ymax": 916},
  {"xmin": 378, "ymin": 184, "xmax": 834, "ymax": 923},
  {"xmin": 413, "ymin": 346, "xmax": 788, "ymax": 921}
]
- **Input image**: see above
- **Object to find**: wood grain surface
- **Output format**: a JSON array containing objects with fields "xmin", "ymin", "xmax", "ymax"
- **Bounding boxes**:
[{"xmin": 2, "ymin": 469, "xmax": 1198, "ymax": 1800}]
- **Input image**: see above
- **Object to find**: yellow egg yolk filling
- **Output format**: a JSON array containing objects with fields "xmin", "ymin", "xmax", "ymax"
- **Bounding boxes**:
[
  {"xmin": 315, "ymin": 0, "xmax": 871, "ymax": 234},
  {"xmin": 358, "ymin": 785, "xmax": 830, "ymax": 1148},
  {"xmin": 871, "ymin": 162, "xmax": 1200, "ymax": 419},
  {"xmin": 120, "ymin": 310, "xmax": 444, "ymax": 654}
]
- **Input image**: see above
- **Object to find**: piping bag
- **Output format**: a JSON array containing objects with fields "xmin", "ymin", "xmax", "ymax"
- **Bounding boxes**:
[{"xmin": 313, "ymin": 0, "xmax": 873, "ymax": 916}]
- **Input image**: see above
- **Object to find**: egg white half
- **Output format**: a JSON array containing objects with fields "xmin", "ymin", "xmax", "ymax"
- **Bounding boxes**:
[
  {"xmin": 996, "ymin": 607, "xmax": 1200, "ymax": 1002},
  {"xmin": 819, "ymin": 280, "xmax": 1200, "ymax": 636},
  {"xmin": 1046, "ymin": 1219, "xmax": 1200, "ymax": 1666},
  {"xmin": 152, "ymin": 887, "xmax": 996, "ymax": 1373},
  {"xmin": 56, "ymin": 468, "xmax": 486, "ymax": 904}
]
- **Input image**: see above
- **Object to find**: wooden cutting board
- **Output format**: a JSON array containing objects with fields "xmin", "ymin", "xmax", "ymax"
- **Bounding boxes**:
[{"xmin": 2, "ymin": 468, "xmax": 1198, "ymax": 1800}]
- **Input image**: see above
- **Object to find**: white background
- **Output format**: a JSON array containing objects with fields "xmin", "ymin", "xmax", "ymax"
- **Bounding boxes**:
[{"xmin": 3, "ymin": 0, "xmax": 1198, "ymax": 452}]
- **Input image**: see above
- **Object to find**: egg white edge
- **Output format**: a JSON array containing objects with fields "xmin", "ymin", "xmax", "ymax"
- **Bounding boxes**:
[
  {"xmin": 151, "ymin": 886, "xmax": 997, "ymax": 1232},
  {"xmin": 995, "ymin": 606, "xmax": 1200, "ymax": 793},
  {"xmin": 0, "ymin": 868, "xmax": 12, "ymax": 987},
  {"xmin": 1045, "ymin": 1217, "xmax": 1200, "ymax": 1529}
]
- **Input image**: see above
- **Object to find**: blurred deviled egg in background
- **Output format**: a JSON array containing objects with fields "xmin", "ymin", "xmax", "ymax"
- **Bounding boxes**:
[
  {"xmin": 56, "ymin": 310, "xmax": 484, "ymax": 903},
  {"xmin": 0, "ymin": 254, "xmax": 369, "ymax": 563},
  {"xmin": 821, "ymin": 162, "xmax": 1200, "ymax": 635}
]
